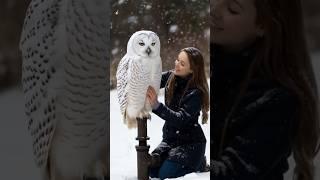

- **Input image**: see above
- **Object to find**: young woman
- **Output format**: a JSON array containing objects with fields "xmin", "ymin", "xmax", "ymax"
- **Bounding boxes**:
[
  {"xmin": 146, "ymin": 47, "xmax": 210, "ymax": 179},
  {"xmin": 211, "ymin": 0, "xmax": 319, "ymax": 179}
]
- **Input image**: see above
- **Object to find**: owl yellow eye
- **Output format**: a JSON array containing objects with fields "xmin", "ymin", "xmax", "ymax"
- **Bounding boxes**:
[
  {"xmin": 139, "ymin": 42, "xmax": 145, "ymax": 46},
  {"xmin": 151, "ymin": 42, "xmax": 156, "ymax": 46}
]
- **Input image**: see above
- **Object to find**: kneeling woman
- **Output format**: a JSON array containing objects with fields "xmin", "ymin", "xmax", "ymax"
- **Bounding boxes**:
[{"xmin": 147, "ymin": 47, "xmax": 210, "ymax": 179}]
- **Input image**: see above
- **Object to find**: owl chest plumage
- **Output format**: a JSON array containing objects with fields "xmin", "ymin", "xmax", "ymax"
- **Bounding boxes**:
[{"xmin": 127, "ymin": 57, "xmax": 152, "ymax": 105}]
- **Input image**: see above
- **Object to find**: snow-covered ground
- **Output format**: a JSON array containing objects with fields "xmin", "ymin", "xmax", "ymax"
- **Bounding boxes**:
[{"xmin": 110, "ymin": 87, "xmax": 211, "ymax": 180}]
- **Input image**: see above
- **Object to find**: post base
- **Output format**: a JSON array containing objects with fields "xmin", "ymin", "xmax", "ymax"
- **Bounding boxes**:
[{"xmin": 136, "ymin": 117, "xmax": 151, "ymax": 180}]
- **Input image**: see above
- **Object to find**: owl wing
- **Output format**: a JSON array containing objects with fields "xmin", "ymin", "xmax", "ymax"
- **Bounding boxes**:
[
  {"xmin": 19, "ymin": 0, "xmax": 65, "ymax": 167},
  {"xmin": 116, "ymin": 55, "xmax": 146, "ymax": 117},
  {"xmin": 116, "ymin": 55, "xmax": 131, "ymax": 115}
]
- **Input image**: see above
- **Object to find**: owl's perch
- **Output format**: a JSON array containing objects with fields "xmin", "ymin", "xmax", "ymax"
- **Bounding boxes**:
[{"xmin": 135, "ymin": 117, "xmax": 158, "ymax": 180}]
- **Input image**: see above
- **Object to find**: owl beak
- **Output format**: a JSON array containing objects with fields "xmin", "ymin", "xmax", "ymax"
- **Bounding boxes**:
[{"xmin": 146, "ymin": 47, "xmax": 151, "ymax": 56}]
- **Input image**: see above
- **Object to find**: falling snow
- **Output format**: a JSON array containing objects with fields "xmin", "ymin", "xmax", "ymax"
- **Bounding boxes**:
[
  {"xmin": 169, "ymin": 25, "xmax": 178, "ymax": 33},
  {"xmin": 110, "ymin": 0, "xmax": 211, "ymax": 88},
  {"xmin": 127, "ymin": 16, "xmax": 139, "ymax": 24}
]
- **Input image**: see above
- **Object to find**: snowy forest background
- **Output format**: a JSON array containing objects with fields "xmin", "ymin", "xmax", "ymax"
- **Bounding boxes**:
[
  {"xmin": 110, "ymin": 0, "xmax": 210, "ymax": 89},
  {"xmin": 1, "ymin": 0, "xmax": 320, "ymax": 90},
  {"xmin": 0, "ymin": 0, "xmax": 320, "ymax": 179}
]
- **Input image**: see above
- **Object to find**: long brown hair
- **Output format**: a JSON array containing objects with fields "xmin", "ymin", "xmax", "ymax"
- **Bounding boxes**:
[
  {"xmin": 251, "ymin": 0, "xmax": 320, "ymax": 179},
  {"xmin": 166, "ymin": 47, "xmax": 210, "ymax": 124}
]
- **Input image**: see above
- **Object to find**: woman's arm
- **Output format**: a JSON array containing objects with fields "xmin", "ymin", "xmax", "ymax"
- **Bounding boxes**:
[
  {"xmin": 151, "ymin": 89, "xmax": 202, "ymax": 128},
  {"xmin": 210, "ymin": 89, "xmax": 296, "ymax": 179}
]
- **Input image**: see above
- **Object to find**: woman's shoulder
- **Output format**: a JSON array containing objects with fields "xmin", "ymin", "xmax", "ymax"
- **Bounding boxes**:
[
  {"xmin": 160, "ymin": 71, "xmax": 174, "ymax": 88},
  {"xmin": 161, "ymin": 70, "xmax": 173, "ymax": 82},
  {"xmin": 230, "ymin": 79, "xmax": 299, "ymax": 129},
  {"xmin": 240, "ymin": 79, "xmax": 298, "ymax": 111},
  {"xmin": 162, "ymin": 70, "xmax": 173, "ymax": 77},
  {"xmin": 183, "ymin": 87, "xmax": 202, "ymax": 100}
]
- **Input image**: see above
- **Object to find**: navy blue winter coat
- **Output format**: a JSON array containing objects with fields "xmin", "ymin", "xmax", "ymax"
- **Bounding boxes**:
[
  {"xmin": 151, "ymin": 71, "xmax": 207, "ymax": 170},
  {"xmin": 211, "ymin": 44, "xmax": 297, "ymax": 180}
]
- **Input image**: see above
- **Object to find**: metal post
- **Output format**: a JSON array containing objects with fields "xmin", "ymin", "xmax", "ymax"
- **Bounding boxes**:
[{"xmin": 135, "ymin": 117, "xmax": 151, "ymax": 180}]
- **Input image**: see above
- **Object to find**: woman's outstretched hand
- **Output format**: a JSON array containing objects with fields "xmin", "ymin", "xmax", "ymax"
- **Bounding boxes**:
[{"xmin": 147, "ymin": 86, "xmax": 159, "ymax": 110}]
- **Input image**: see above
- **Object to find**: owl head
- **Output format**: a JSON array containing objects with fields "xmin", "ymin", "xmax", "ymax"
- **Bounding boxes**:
[{"xmin": 126, "ymin": 30, "xmax": 160, "ymax": 58}]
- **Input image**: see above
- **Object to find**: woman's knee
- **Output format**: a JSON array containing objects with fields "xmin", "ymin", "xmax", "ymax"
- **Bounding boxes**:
[
  {"xmin": 149, "ymin": 167, "xmax": 159, "ymax": 178},
  {"xmin": 158, "ymin": 160, "xmax": 190, "ymax": 180}
]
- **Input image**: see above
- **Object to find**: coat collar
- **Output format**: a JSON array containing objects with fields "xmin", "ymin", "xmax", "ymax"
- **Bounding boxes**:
[
  {"xmin": 211, "ymin": 43, "xmax": 256, "ymax": 83},
  {"xmin": 173, "ymin": 72, "xmax": 192, "ymax": 88}
]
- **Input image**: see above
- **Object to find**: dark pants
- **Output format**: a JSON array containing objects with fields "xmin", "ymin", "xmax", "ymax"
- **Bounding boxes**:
[{"xmin": 149, "ymin": 159, "xmax": 204, "ymax": 180}]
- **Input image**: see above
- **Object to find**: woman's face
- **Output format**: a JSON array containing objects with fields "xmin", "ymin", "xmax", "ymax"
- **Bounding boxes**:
[
  {"xmin": 211, "ymin": 0, "xmax": 263, "ymax": 52},
  {"xmin": 174, "ymin": 51, "xmax": 193, "ymax": 78}
]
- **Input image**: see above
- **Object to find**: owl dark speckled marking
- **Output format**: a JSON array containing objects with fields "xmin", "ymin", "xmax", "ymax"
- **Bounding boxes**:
[{"xmin": 20, "ymin": 0, "xmax": 109, "ymax": 179}]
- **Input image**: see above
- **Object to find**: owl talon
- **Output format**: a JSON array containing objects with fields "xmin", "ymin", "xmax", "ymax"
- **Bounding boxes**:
[{"xmin": 142, "ymin": 111, "xmax": 151, "ymax": 120}]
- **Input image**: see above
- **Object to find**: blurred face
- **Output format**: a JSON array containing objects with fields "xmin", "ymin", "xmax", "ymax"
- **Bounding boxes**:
[
  {"xmin": 174, "ymin": 51, "xmax": 193, "ymax": 77},
  {"xmin": 211, "ymin": 0, "xmax": 263, "ymax": 52}
]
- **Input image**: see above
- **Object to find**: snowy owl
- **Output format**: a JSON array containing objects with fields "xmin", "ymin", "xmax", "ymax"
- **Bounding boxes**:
[
  {"xmin": 116, "ymin": 30, "xmax": 162, "ymax": 129},
  {"xmin": 20, "ymin": 0, "xmax": 109, "ymax": 179}
]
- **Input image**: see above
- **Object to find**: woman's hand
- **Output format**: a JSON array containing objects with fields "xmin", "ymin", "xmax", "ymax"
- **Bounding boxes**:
[{"xmin": 147, "ymin": 86, "xmax": 159, "ymax": 109}]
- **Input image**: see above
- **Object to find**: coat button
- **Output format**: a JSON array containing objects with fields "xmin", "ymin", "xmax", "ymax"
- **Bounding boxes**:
[{"xmin": 176, "ymin": 130, "xmax": 180, "ymax": 134}]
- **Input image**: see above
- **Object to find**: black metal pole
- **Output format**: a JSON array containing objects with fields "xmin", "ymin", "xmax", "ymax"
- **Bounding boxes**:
[{"xmin": 136, "ymin": 117, "xmax": 151, "ymax": 180}]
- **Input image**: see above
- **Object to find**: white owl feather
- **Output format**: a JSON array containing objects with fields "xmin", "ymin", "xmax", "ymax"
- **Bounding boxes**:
[
  {"xmin": 116, "ymin": 30, "xmax": 162, "ymax": 129},
  {"xmin": 20, "ymin": 0, "xmax": 109, "ymax": 179}
]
